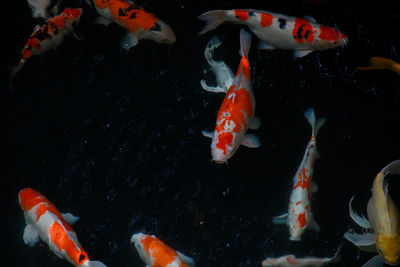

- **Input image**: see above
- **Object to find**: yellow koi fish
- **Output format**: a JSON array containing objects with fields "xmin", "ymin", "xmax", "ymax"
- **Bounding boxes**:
[{"xmin": 357, "ymin": 57, "xmax": 400, "ymax": 75}]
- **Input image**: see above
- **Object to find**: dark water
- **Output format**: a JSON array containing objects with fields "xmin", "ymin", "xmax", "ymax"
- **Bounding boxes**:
[{"xmin": 2, "ymin": 0, "xmax": 400, "ymax": 266}]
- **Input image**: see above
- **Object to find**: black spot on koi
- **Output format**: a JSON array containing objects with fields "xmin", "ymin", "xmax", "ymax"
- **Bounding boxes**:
[
  {"xmin": 119, "ymin": 8, "xmax": 128, "ymax": 16},
  {"xmin": 150, "ymin": 23, "xmax": 161, "ymax": 32},
  {"xmin": 278, "ymin": 18, "xmax": 287, "ymax": 29},
  {"xmin": 248, "ymin": 10, "xmax": 255, "ymax": 17}
]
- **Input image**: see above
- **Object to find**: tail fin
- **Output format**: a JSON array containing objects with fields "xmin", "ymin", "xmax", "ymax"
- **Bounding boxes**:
[
  {"xmin": 239, "ymin": 29, "xmax": 251, "ymax": 58},
  {"xmin": 198, "ymin": 10, "xmax": 227, "ymax": 35},
  {"xmin": 304, "ymin": 108, "xmax": 326, "ymax": 137},
  {"xmin": 10, "ymin": 65, "xmax": 23, "ymax": 80},
  {"xmin": 380, "ymin": 159, "xmax": 400, "ymax": 175},
  {"xmin": 357, "ymin": 57, "xmax": 397, "ymax": 71},
  {"xmin": 377, "ymin": 160, "xmax": 400, "ymax": 212},
  {"xmin": 87, "ymin": 261, "xmax": 107, "ymax": 267},
  {"xmin": 204, "ymin": 35, "xmax": 222, "ymax": 62}
]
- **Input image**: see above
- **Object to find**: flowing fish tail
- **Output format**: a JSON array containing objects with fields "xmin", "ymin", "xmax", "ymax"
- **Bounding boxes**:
[
  {"xmin": 375, "ymin": 159, "xmax": 400, "ymax": 213},
  {"xmin": 10, "ymin": 64, "xmax": 24, "ymax": 80},
  {"xmin": 328, "ymin": 244, "xmax": 343, "ymax": 263},
  {"xmin": 304, "ymin": 108, "xmax": 326, "ymax": 137},
  {"xmin": 198, "ymin": 10, "xmax": 227, "ymax": 35},
  {"xmin": 239, "ymin": 29, "xmax": 251, "ymax": 58},
  {"xmin": 204, "ymin": 35, "xmax": 222, "ymax": 63},
  {"xmin": 357, "ymin": 57, "xmax": 399, "ymax": 72}
]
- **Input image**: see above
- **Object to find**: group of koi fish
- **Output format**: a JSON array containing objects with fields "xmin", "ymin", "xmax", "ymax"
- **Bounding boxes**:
[{"xmin": 15, "ymin": 1, "xmax": 400, "ymax": 267}]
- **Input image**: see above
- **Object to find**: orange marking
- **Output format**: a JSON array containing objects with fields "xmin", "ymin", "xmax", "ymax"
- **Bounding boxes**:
[
  {"xmin": 319, "ymin": 25, "xmax": 344, "ymax": 42},
  {"xmin": 298, "ymin": 213, "xmax": 306, "ymax": 228},
  {"xmin": 260, "ymin": 13, "xmax": 273, "ymax": 27},
  {"xmin": 49, "ymin": 221, "xmax": 89, "ymax": 266},
  {"xmin": 293, "ymin": 18, "xmax": 315, "ymax": 43},
  {"xmin": 234, "ymin": 9, "xmax": 249, "ymax": 21},
  {"xmin": 295, "ymin": 201, "xmax": 301, "ymax": 205},
  {"xmin": 141, "ymin": 235, "xmax": 187, "ymax": 267},
  {"xmin": 94, "ymin": 0, "xmax": 158, "ymax": 33},
  {"xmin": 215, "ymin": 132, "xmax": 234, "ymax": 155},
  {"xmin": 294, "ymin": 167, "xmax": 311, "ymax": 190}
]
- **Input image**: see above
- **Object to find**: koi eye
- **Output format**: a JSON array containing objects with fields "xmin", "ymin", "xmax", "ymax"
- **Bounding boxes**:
[
  {"xmin": 150, "ymin": 23, "xmax": 162, "ymax": 32},
  {"xmin": 79, "ymin": 254, "xmax": 86, "ymax": 262}
]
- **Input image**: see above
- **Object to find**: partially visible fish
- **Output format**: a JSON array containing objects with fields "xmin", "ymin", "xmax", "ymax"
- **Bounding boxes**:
[
  {"xmin": 200, "ymin": 35, "xmax": 234, "ymax": 93},
  {"xmin": 88, "ymin": 0, "xmax": 176, "ymax": 49},
  {"xmin": 131, "ymin": 233, "xmax": 195, "ymax": 267},
  {"xmin": 18, "ymin": 188, "xmax": 106, "ymax": 267},
  {"xmin": 344, "ymin": 160, "xmax": 400, "ymax": 266},
  {"xmin": 27, "ymin": 0, "xmax": 52, "ymax": 18},
  {"xmin": 198, "ymin": 9, "xmax": 348, "ymax": 57},
  {"xmin": 273, "ymin": 108, "xmax": 325, "ymax": 241},
  {"xmin": 357, "ymin": 57, "xmax": 400, "ymax": 75},
  {"xmin": 262, "ymin": 245, "xmax": 342, "ymax": 266},
  {"xmin": 202, "ymin": 29, "xmax": 261, "ymax": 164},
  {"xmin": 11, "ymin": 8, "xmax": 82, "ymax": 78}
]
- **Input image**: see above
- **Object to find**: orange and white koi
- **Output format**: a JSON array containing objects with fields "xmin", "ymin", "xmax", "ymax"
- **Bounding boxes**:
[
  {"xmin": 11, "ymin": 8, "xmax": 82, "ymax": 78},
  {"xmin": 262, "ymin": 244, "xmax": 342, "ymax": 266},
  {"xmin": 200, "ymin": 35, "xmax": 234, "ymax": 93},
  {"xmin": 198, "ymin": 9, "xmax": 348, "ymax": 57},
  {"xmin": 131, "ymin": 233, "xmax": 195, "ymax": 267},
  {"xmin": 357, "ymin": 57, "xmax": 400, "ymax": 75},
  {"xmin": 202, "ymin": 29, "xmax": 261, "ymax": 164},
  {"xmin": 18, "ymin": 188, "xmax": 106, "ymax": 267},
  {"xmin": 344, "ymin": 160, "xmax": 400, "ymax": 266},
  {"xmin": 273, "ymin": 108, "xmax": 325, "ymax": 241},
  {"xmin": 88, "ymin": 0, "xmax": 176, "ymax": 49}
]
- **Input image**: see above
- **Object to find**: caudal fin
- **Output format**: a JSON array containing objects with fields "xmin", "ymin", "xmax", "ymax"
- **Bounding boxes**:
[
  {"xmin": 304, "ymin": 108, "xmax": 326, "ymax": 137},
  {"xmin": 87, "ymin": 260, "xmax": 107, "ymax": 267},
  {"xmin": 357, "ymin": 57, "xmax": 397, "ymax": 71},
  {"xmin": 198, "ymin": 10, "xmax": 227, "ymax": 35},
  {"xmin": 329, "ymin": 244, "xmax": 343, "ymax": 263},
  {"xmin": 380, "ymin": 159, "xmax": 400, "ymax": 175},
  {"xmin": 204, "ymin": 35, "xmax": 222, "ymax": 62},
  {"xmin": 239, "ymin": 29, "xmax": 251, "ymax": 58}
]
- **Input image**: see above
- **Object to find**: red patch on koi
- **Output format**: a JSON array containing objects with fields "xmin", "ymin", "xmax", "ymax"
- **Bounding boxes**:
[
  {"xmin": 293, "ymin": 18, "xmax": 315, "ymax": 43},
  {"xmin": 216, "ymin": 132, "xmax": 234, "ymax": 154},
  {"xmin": 260, "ymin": 13, "xmax": 273, "ymax": 27},
  {"xmin": 141, "ymin": 235, "xmax": 179, "ymax": 266},
  {"xmin": 234, "ymin": 9, "xmax": 249, "ymax": 21},
  {"xmin": 319, "ymin": 25, "xmax": 341, "ymax": 41},
  {"xmin": 298, "ymin": 212, "xmax": 306, "ymax": 228},
  {"xmin": 294, "ymin": 167, "xmax": 311, "ymax": 190}
]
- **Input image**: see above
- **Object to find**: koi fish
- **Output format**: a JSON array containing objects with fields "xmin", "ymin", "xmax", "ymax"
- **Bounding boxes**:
[
  {"xmin": 273, "ymin": 108, "xmax": 326, "ymax": 241},
  {"xmin": 18, "ymin": 188, "xmax": 106, "ymax": 267},
  {"xmin": 200, "ymin": 35, "xmax": 234, "ymax": 93},
  {"xmin": 87, "ymin": 0, "xmax": 176, "ymax": 49},
  {"xmin": 202, "ymin": 29, "xmax": 261, "ymax": 164},
  {"xmin": 11, "ymin": 8, "xmax": 82, "ymax": 78},
  {"xmin": 357, "ymin": 57, "xmax": 400, "ymax": 75},
  {"xmin": 198, "ymin": 9, "xmax": 348, "ymax": 57},
  {"xmin": 262, "ymin": 245, "xmax": 342, "ymax": 266},
  {"xmin": 27, "ymin": 0, "xmax": 51, "ymax": 18},
  {"xmin": 131, "ymin": 233, "xmax": 195, "ymax": 267},
  {"xmin": 344, "ymin": 160, "xmax": 400, "ymax": 266}
]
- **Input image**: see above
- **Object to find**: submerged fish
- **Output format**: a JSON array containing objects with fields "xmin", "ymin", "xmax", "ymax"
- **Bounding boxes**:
[
  {"xmin": 88, "ymin": 0, "xmax": 176, "ymax": 49},
  {"xmin": 131, "ymin": 233, "xmax": 195, "ymax": 267},
  {"xmin": 200, "ymin": 35, "xmax": 234, "ymax": 93},
  {"xmin": 27, "ymin": 0, "xmax": 51, "ymax": 18},
  {"xmin": 202, "ymin": 29, "xmax": 261, "ymax": 164},
  {"xmin": 11, "ymin": 8, "xmax": 82, "ymax": 78},
  {"xmin": 273, "ymin": 108, "xmax": 326, "ymax": 241},
  {"xmin": 18, "ymin": 188, "xmax": 106, "ymax": 267},
  {"xmin": 344, "ymin": 160, "xmax": 400, "ymax": 266},
  {"xmin": 262, "ymin": 245, "xmax": 342, "ymax": 266},
  {"xmin": 198, "ymin": 9, "xmax": 348, "ymax": 57},
  {"xmin": 357, "ymin": 57, "xmax": 400, "ymax": 75}
]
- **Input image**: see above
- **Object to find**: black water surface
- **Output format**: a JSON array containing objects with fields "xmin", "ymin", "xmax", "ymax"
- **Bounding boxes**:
[{"xmin": 2, "ymin": 0, "xmax": 400, "ymax": 266}]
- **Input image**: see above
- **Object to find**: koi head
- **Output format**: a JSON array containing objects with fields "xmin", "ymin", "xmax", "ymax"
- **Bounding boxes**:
[
  {"xmin": 376, "ymin": 234, "xmax": 400, "ymax": 265},
  {"xmin": 288, "ymin": 211, "xmax": 307, "ymax": 241},
  {"xmin": 211, "ymin": 131, "xmax": 237, "ymax": 164},
  {"xmin": 314, "ymin": 25, "xmax": 348, "ymax": 50},
  {"xmin": 144, "ymin": 19, "xmax": 176, "ymax": 45},
  {"xmin": 72, "ymin": 249, "xmax": 90, "ymax": 266},
  {"xmin": 130, "ymin": 233, "xmax": 152, "ymax": 264},
  {"xmin": 63, "ymin": 8, "xmax": 83, "ymax": 22}
]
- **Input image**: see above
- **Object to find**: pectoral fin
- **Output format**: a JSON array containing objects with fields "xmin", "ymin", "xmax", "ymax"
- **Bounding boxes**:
[
  {"xmin": 311, "ymin": 182, "xmax": 318, "ymax": 193},
  {"xmin": 177, "ymin": 251, "xmax": 195, "ymax": 267},
  {"xmin": 344, "ymin": 231, "xmax": 376, "ymax": 249},
  {"xmin": 248, "ymin": 117, "xmax": 261, "ymax": 130},
  {"xmin": 272, "ymin": 213, "xmax": 288, "ymax": 224},
  {"xmin": 121, "ymin": 33, "xmax": 138, "ymax": 50},
  {"xmin": 241, "ymin": 134, "xmax": 260, "ymax": 148},
  {"xmin": 61, "ymin": 212, "xmax": 79, "ymax": 225},
  {"xmin": 309, "ymin": 217, "xmax": 320, "ymax": 233},
  {"xmin": 94, "ymin": 16, "xmax": 111, "ymax": 26},
  {"xmin": 202, "ymin": 131, "xmax": 214, "ymax": 138},
  {"xmin": 293, "ymin": 50, "xmax": 314, "ymax": 58},
  {"xmin": 258, "ymin": 41, "xmax": 275, "ymax": 50},
  {"xmin": 23, "ymin": 224, "xmax": 39, "ymax": 246},
  {"xmin": 362, "ymin": 255, "xmax": 384, "ymax": 267},
  {"xmin": 349, "ymin": 196, "xmax": 371, "ymax": 229}
]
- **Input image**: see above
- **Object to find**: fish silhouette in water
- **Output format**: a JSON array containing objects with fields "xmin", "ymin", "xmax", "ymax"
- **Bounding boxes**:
[
  {"xmin": 202, "ymin": 29, "xmax": 261, "ymax": 164},
  {"xmin": 18, "ymin": 188, "xmax": 106, "ymax": 267},
  {"xmin": 273, "ymin": 108, "xmax": 326, "ymax": 241},
  {"xmin": 198, "ymin": 9, "xmax": 348, "ymax": 57},
  {"xmin": 262, "ymin": 244, "xmax": 342, "ymax": 266},
  {"xmin": 357, "ymin": 57, "xmax": 400, "ymax": 75},
  {"xmin": 87, "ymin": 0, "xmax": 176, "ymax": 50},
  {"xmin": 11, "ymin": 8, "xmax": 82, "ymax": 79},
  {"xmin": 131, "ymin": 233, "xmax": 195, "ymax": 267},
  {"xmin": 344, "ymin": 160, "xmax": 400, "ymax": 266}
]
